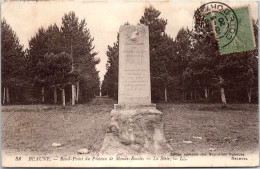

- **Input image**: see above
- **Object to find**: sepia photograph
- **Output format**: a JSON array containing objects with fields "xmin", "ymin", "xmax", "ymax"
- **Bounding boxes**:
[{"xmin": 1, "ymin": 0, "xmax": 259, "ymax": 167}]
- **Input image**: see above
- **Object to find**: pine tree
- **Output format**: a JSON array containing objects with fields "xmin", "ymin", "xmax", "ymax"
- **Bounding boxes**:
[
  {"xmin": 27, "ymin": 24, "xmax": 63, "ymax": 103},
  {"xmin": 61, "ymin": 11, "xmax": 100, "ymax": 103},
  {"xmin": 188, "ymin": 8, "xmax": 259, "ymax": 104},
  {"xmin": 188, "ymin": 7, "xmax": 226, "ymax": 104},
  {"xmin": 102, "ymin": 35, "xmax": 119, "ymax": 98},
  {"xmin": 173, "ymin": 28, "xmax": 192, "ymax": 101},
  {"xmin": 37, "ymin": 52, "xmax": 73, "ymax": 106},
  {"xmin": 27, "ymin": 12, "xmax": 100, "ymax": 104},
  {"xmin": 140, "ymin": 6, "xmax": 172, "ymax": 102},
  {"xmin": 1, "ymin": 19, "xmax": 27, "ymax": 104},
  {"xmin": 27, "ymin": 27, "xmax": 48, "ymax": 103}
]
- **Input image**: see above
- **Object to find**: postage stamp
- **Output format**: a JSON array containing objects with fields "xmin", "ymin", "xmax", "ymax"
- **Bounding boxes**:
[{"xmin": 201, "ymin": 3, "xmax": 256, "ymax": 54}]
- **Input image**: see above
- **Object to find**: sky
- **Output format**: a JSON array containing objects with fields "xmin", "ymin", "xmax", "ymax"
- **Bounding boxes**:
[{"xmin": 2, "ymin": 0, "xmax": 258, "ymax": 82}]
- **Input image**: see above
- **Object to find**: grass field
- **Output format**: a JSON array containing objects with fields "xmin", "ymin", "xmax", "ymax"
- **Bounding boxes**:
[{"xmin": 2, "ymin": 97, "xmax": 258, "ymax": 156}]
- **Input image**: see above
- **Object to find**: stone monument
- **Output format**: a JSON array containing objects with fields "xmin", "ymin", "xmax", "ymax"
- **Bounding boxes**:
[{"xmin": 100, "ymin": 25, "xmax": 171, "ymax": 155}]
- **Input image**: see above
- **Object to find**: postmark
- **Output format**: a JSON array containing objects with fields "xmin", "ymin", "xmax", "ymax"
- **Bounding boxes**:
[{"xmin": 196, "ymin": 2, "xmax": 256, "ymax": 54}]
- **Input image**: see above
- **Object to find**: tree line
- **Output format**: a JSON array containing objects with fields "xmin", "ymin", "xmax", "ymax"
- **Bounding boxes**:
[
  {"xmin": 2, "ymin": 12, "xmax": 100, "ymax": 105},
  {"xmin": 101, "ymin": 6, "xmax": 258, "ymax": 105}
]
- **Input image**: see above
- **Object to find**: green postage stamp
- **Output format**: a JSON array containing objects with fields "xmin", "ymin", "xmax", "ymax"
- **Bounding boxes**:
[{"xmin": 204, "ymin": 6, "xmax": 256, "ymax": 54}]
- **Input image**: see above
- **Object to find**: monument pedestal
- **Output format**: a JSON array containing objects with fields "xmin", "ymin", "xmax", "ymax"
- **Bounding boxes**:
[
  {"xmin": 100, "ymin": 105, "xmax": 172, "ymax": 155},
  {"xmin": 100, "ymin": 25, "xmax": 171, "ymax": 155}
]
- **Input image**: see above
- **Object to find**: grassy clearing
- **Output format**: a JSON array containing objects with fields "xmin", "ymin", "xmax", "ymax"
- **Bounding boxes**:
[
  {"xmin": 2, "ymin": 98, "xmax": 258, "ymax": 155},
  {"xmin": 160, "ymin": 103, "xmax": 258, "ymax": 154}
]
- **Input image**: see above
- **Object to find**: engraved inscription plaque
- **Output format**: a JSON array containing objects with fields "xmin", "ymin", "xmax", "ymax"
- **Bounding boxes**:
[{"xmin": 118, "ymin": 25, "xmax": 151, "ymax": 105}]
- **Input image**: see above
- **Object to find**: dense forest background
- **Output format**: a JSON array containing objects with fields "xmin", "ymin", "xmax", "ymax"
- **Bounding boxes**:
[
  {"xmin": 1, "ymin": 6, "xmax": 258, "ymax": 106},
  {"xmin": 101, "ymin": 6, "xmax": 258, "ymax": 105},
  {"xmin": 2, "ymin": 12, "xmax": 100, "ymax": 105}
]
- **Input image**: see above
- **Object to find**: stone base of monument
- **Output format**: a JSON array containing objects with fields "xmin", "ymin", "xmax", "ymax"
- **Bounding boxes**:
[{"xmin": 100, "ymin": 105, "xmax": 172, "ymax": 155}]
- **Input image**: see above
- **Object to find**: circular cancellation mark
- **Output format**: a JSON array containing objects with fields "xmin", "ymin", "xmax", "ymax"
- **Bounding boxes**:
[{"xmin": 194, "ymin": 1, "xmax": 238, "ymax": 48}]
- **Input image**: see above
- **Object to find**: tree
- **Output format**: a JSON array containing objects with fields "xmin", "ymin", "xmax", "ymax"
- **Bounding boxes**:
[
  {"xmin": 27, "ymin": 24, "xmax": 63, "ymax": 103},
  {"xmin": 140, "ymin": 6, "xmax": 173, "ymax": 102},
  {"xmin": 246, "ymin": 19, "xmax": 259, "ymax": 103},
  {"xmin": 173, "ymin": 28, "xmax": 192, "ymax": 101},
  {"xmin": 212, "ymin": 19, "xmax": 258, "ymax": 104},
  {"xmin": 102, "ymin": 35, "xmax": 119, "ymax": 98},
  {"xmin": 187, "ymin": 7, "xmax": 259, "ymax": 105},
  {"xmin": 156, "ymin": 34, "xmax": 176, "ymax": 102},
  {"xmin": 218, "ymin": 50, "xmax": 258, "ymax": 103},
  {"xmin": 27, "ymin": 27, "xmax": 48, "ymax": 78},
  {"xmin": 27, "ymin": 12, "xmax": 100, "ymax": 104},
  {"xmin": 188, "ymin": 6, "xmax": 227, "ymax": 104},
  {"xmin": 37, "ymin": 52, "xmax": 73, "ymax": 106},
  {"xmin": 61, "ymin": 11, "xmax": 100, "ymax": 104},
  {"xmin": 45, "ymin": 24, "xmax": 63, "ymax": 54},
  {"xmin": 1, "ymin": 19, "xmax": 27, "ymax": 104}
]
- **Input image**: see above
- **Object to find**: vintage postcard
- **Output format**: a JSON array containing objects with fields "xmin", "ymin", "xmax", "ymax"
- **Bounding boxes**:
[{"xmin": 1, "ymin": 0, "xmax": 259, "ymax": 167}]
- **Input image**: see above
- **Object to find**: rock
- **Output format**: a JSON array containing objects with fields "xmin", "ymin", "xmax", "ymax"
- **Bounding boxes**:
[
  {"xmin": 224, "ymin": 137, "xmax": 232, "ymax": 143},
  {"xmin": 183, "ymin": 140, "xmax": 193, "ymax": 144},
  {"xmin": 232, "ymin": 138, "xmax": 239, "ymax": 142},
  {"xmin": 192, "ymin": 136, "xmax": 203, "ymax": 140},
  {"xmin": 224, "ymin": 137, "xmax": 231, "ymax": 140},
  {"xmin": 209, "ymin": 147, "xmax": 216, "ymax": 151},
  {"xmin": 78, "ymin": 148, "xmax": 90, "ymax": 154},
  {"xmin": 52, "ymin": 142, "xmax": 62, "ymax": 147}
]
